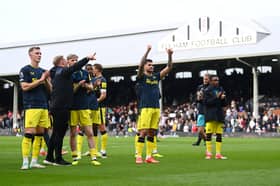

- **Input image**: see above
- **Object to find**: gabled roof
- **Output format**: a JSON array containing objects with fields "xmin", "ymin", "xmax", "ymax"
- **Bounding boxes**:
[{"xmin": 0, "ymin": 16, "xmax": 279, "ymax": 76}]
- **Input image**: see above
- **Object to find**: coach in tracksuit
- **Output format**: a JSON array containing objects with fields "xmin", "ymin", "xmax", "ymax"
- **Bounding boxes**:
[{"xmin": 44, "ymin": 53, "xmax": 96, "ymax": 165}]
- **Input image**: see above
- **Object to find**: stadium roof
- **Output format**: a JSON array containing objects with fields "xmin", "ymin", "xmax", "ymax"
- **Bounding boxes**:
[{"xmin": 0, "ymin": 16, "xmax": 279, "ymax": 76}]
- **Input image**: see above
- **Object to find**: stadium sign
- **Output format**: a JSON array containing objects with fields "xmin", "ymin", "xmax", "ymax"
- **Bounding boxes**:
[{"xmin": 158, "ymin": 16, "xmax": 269, "ymax": 51}]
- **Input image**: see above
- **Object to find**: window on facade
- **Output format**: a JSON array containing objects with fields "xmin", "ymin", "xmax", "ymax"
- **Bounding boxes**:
[
  {"xmin": 110, "ymin": 76, "xmax": 124, "ymax": 83},
  {"xmin": 2, "ymin": 83, "xmax": 13, "ymax": 89},
  {"xmin": 257, "ymin": 66, "xmax": 272, "ymax": 73},
  {"xmin": 175, "ymin": 71, "xmax": 192, "ymax": 79},
  {"xmin": 225, "ymin": 68, "xmax": 244, "ymax": 76},
  {"xmin": 199, "ymin": 70, "xmax": 217, "ymax": 77},
  {"xmin": 131, "ymin": 75, "xmax": 137, "ymax": 81}
]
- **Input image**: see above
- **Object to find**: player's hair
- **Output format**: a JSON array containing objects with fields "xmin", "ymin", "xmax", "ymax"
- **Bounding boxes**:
[
  {"xmin": 209, "ymin": 74, "xmax": 218, "ymax": 80},
  {"xmin": 93, "ymin": 63, "xmax": 103, "ymax": 72},
  {"xmin": 145, "ymin": 59, "xmax": 153, "ymax": 63},
  {"xmin": 203, "ymin": 73, "xmax": 210, "ymax": 78},
  {"xmin": 85, "ymin": 64, "xmax": 93, "ymax": 71},
  {"xmin": 85, "ymin": 64, "xmax": 92, "ymax": 68},
  {"xmin": 28, "ymin": 46, "xmax": 40, "ymax": 54},
  {"xmin": 66, "ymin": 54, "xmax": 78, "ymax": 60},
  {"xmin": 53, "ymin": 55, "xmax": 64, "ymax": 66}
]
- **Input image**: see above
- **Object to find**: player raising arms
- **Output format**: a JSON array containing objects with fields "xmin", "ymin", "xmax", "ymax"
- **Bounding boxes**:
[{"xmin": 135, "ymin": 45, "xmax": 173, "ymax": 164}]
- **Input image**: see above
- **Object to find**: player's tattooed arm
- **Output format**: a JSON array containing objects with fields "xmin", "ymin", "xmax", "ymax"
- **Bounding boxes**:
[
  {"xmin": 160, "ymin": 48, "xmax": 173, "ymax": 79},
  {"xmin": 137, "ymin": 45, "xmax": 152, "ymax": 78},
  {"xmin": 167, "ymin": 48, "xmax": 173, "ymax": 68}
]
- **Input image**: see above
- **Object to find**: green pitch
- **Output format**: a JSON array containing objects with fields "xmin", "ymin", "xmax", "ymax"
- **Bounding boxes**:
[{"xmin": 1, "ymin": 136, "xmax": 279, "ymax": 186}]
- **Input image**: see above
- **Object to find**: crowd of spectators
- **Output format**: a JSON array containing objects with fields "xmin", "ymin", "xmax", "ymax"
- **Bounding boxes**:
[
  {"xmin": 0, "ymin": 110, "xmax": 13, "ymax": 132},
  {"xmin": 0, "ymin": 110, "xmax": 23, "ymax": 135},
  {"xmin": 105, "ymin": 97, "xmax": 280, "ymax": 137},
  {"xmin": 224, "ymin": 97, "xmax": 280, "ymax": 135},
  {"xmin": 1, "ymin": 96, "xmax": 280, "ymax": 137}
]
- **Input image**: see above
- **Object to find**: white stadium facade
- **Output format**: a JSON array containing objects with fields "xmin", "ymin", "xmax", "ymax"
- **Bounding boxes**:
[{"xmin": 0, "ymin": 16, "xmax": 279, "ymax": 127}]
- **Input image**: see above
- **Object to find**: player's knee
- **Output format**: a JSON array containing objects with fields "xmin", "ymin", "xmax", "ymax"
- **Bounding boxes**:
[
  {"xmin": 147, "ymin": 130, "xmax": 154, "ymax": 137},
  {"xmin": 100, "ymin": 124, "xmax": 106, "ymax": 131},
  {"xmin": 36, "ymin": 127, "xmax": 45, "ymax": 134},
  {"xmin": 139, "ymin": 129, "xmax": 147, "ymax": 137},
  {"xmin": 206, "ymin": 133, "xmax": 212, "ymax": 141},
  {"xmin": 216, "ymin": 133, "xmax": 222, "ymax": 142},
  {"xmin": 86, "ymin": 132, "xmax": 93, "ymax": 138},
  {"xmin": 24, "ymin": 128, "xmax": 36, "ymax": 134}
]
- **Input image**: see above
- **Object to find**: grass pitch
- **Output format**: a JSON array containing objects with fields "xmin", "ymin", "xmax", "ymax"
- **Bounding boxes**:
[{"xmin": 0, "ymin": 136, "xmax": 279, "ymax": 186}]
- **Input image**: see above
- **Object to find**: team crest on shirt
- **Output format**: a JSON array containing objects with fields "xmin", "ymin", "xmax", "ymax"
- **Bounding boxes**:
[
  {"xmin": 146, "ymin": 77, "xmax": 158, "ymax": 85},
  {"xmin": 30, "ymin": 71, "xmax": 35, "ymax": 76}
]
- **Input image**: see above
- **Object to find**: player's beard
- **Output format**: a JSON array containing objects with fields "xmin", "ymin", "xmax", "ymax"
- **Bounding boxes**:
[{"xmin": 147, "ymin": 67, "xmax": 154, "ymax": 74}]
